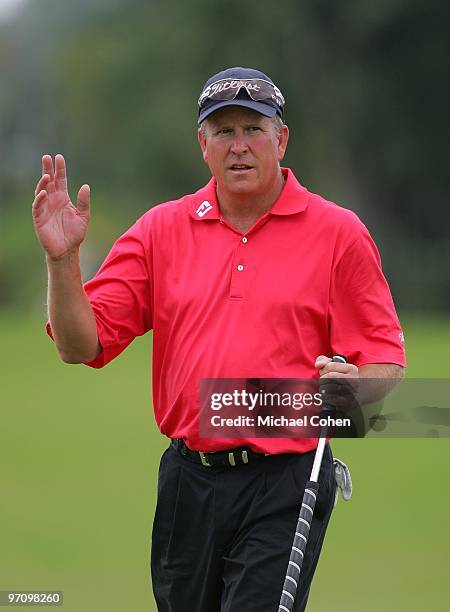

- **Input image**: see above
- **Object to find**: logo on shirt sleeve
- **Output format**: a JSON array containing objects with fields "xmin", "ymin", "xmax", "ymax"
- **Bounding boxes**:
[{"xmin": 196, "ymin": 200, "xmax": 213, "ymax": 218}]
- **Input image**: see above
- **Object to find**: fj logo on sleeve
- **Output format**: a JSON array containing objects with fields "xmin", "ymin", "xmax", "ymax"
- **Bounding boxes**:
[{"xmin": 196, "ymin": 201, "xmax": 213, "ymax": 217}]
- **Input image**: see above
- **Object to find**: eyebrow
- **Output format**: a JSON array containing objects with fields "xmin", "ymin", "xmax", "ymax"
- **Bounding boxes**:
[{"xmin": 210, "ymin": 118, "xmax": 266, "ymax": 129}]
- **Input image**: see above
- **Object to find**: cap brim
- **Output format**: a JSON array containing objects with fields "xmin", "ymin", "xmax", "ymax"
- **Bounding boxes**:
[{"xmin": 198, "ymin": 99, "xmax": 278, "ymax": 124}]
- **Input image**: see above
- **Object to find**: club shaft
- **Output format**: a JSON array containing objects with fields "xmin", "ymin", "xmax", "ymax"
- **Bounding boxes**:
[{"xmin": 310, "ymin": 433, "xmax": 327, "ymax": 482}]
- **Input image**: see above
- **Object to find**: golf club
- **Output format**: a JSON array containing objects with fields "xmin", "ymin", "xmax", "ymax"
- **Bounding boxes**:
[{"xmin": 278, "ymin": 354, "xmax": 347, "ymax": 612}]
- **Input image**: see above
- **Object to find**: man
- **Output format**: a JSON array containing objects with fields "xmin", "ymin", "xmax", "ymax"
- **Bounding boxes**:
[{"xmin": 32, "ymin": 67, "xmax": 406, "ymax": 611}]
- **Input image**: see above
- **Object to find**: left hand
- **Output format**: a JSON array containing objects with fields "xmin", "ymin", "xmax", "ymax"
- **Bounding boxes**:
[
  {"xmin": 315, "ymin": 355, "xmax": 360, "ymax": 411},
  {"xmin": 315, "ymin": 355, "xmax": 359, "ymax": 378}
]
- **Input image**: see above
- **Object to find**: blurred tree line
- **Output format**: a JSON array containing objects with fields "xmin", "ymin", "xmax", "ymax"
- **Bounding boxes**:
[{"xmin": 0, "ymin": 0, "xmax": 448, "ymax": 312}]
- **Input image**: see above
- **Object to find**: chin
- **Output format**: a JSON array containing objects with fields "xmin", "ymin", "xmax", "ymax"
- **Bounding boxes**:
[{"xmin": 225, "ymin": 177, "xmax": 259, "ymax": 193}]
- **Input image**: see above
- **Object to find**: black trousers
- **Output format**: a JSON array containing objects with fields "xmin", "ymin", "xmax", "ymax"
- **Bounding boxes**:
[{"xmin": 151, "ymin": 443, "xmax": 336, "ymax": 612}]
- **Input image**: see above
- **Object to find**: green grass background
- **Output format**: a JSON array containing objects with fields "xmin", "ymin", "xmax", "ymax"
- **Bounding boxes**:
[{"xmin": 1, "ymin": 314, "xmax": 449, "ymax": 611}]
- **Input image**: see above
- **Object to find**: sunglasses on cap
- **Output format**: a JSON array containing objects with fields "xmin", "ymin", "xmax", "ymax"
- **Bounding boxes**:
[{"xmin": 198, "ymin": 78, "xmax": 285, "ymax": 109}]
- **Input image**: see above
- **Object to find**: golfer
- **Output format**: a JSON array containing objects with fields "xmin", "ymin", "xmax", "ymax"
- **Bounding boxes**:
[{"xmin": 32, "ymin": 67, "xmax": 406, "ymax": 611}]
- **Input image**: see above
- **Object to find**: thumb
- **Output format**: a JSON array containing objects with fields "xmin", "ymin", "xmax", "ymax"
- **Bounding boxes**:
[
  {"xmin": 315, "ymin": 355, "xmax": 331, "ymax": 370},
  {"xmin": 76, "ymin": 184, "xmax": 90, "ymax": 217}
]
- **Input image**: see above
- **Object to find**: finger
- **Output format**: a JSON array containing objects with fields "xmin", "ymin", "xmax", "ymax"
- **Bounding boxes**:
[
  {"xmin": 321, "ymin": 368, "xmax": 359, "ymax": 379},
  {"xmin": 320, "ymin": 381, "xmax": 355, "ymax": 395},
  {"xmin": 42, "ymin": 154, "xmax": 54, "ymax": 179},
  {"xmin": 76, "ymin": 184, "xmax": 90, "ymax": 216},
  {"xmin": 32, "ymin": 190, "xmax": 46, "ymax": 205},
  {"xmin": 41, "ymin": 155, "xmax": 56, "ymax": 194},
  {"xmin": 55, "ymin": 154, "xmax": 68, "ymax": 191},
  {"xmin": 320, "ymin": 360, "xmax": 358, "ymax": 375},
  {"xmin": 35, "ymin": 174, "xmax": 50, "ymax": 196},
  {"xmin": 32, "ymin": 190, "xmax": 48, "ymax": 215},
  {"xmin": 315, "ymin": 355, "xmax": 331, "ymax": 369},
  {"xmin": 321, "ymin": 382, "xmax": 359, "ymax": 401},
  {"xmin": 322, "ymin": 394, "xmax": 357, "ymax": 410}
]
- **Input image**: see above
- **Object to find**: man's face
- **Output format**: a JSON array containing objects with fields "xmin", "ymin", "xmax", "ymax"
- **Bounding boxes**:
[{"xmin": 198, "ymin": 107, "xmax": 289, "ymax": 198}]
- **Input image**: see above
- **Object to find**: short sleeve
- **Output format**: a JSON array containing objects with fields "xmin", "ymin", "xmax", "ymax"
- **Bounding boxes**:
[
  {"xmin": 47, "ymin": 217, "xmax": 153, "ymax": 368},
  {"xmin": 329, "ymin": 228, "xmax": 406, "ymax": 367}
]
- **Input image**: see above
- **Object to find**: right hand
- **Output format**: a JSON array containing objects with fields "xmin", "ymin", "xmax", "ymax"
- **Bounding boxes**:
[{"xmin": 32, "ymin": 154, "xmax": 90, "ymax": 260}]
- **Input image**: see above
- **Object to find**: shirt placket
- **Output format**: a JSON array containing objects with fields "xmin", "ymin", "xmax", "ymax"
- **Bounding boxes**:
[
  {"xmin": 222, "ymin": 213, "xmax": 271, "ymax": 300},
  {"xmin": 230, "ymin": 235, "xmax": 248, "ymax": 299}
]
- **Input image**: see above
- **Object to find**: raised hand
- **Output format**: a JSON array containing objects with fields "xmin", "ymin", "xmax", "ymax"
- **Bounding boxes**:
[{"xmin": 32, "ymin": 154, "xmax": 90, "ymax": 260}]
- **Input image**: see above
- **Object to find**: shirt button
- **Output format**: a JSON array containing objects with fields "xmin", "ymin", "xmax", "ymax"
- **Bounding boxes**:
[
  {"xmin": 237, "ymin": 265, "xmax": 244, "ymax": 272},
  {"xmin": 242, "ymin": 237, "xmax": 248, "ymax": 243}
]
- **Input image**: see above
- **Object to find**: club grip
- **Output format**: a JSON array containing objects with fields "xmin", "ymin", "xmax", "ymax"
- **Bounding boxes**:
[
  {"xmin": 332, "ymin": 354, "xmax": 347, "ymax": 364},
  {"xmin": 278, "ymin": 481, "xmax": 319, "ymax": 612},
  {"xmin": 321, "ymin": 354, "xmax": 347, "ymax": 417}
]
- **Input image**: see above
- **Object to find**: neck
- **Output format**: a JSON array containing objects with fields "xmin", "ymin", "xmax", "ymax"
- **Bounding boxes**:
[{"xmin": 216, "ymin": 170, "xmax": 286, "ymax": 226}]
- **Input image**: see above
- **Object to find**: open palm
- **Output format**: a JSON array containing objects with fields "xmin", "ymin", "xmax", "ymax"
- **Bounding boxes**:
[{"xmin": 32, "ymin": 154, "xmax": 90, "ymax": 260}]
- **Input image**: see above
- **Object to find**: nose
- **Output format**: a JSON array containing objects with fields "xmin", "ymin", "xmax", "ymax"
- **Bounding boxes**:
[{"xmin": 230, "ymin": 133, "xmax": 248, "ymax": 155}]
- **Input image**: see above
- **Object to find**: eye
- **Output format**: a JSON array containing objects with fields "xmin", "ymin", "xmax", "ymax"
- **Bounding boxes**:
[
  {"xmin": 247, "ymin": 126, "xmax": 261, "ymax": 133},
  {"xmin": 217, "ymin": 128, "xmax": 232, "ymax": 135}
]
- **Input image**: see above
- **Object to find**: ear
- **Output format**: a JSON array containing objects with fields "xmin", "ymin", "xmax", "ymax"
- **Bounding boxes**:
[
  {"xmin": 277, "ymin": 124, "xmax": 289, "ymax": 162},
  {"xmin": 198, "ymin": 128, "xmax": 208, "ymax": 163}
]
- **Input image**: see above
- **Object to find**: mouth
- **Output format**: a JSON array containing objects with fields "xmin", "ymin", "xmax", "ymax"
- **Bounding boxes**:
[{"xmin": 228, "ymin": 164, "xmax": 254, "ymax": 174}]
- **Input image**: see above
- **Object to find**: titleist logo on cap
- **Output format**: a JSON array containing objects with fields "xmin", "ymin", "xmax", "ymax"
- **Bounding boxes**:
[{"xmin": 206, "ymin": 80, "xmax": 262, "ymax": 97}]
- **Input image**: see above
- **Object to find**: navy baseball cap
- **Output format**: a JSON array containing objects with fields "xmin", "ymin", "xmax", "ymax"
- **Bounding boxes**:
[{"xmin": 197, "ymin": 67, "xmax": 285, "ymax": 124}]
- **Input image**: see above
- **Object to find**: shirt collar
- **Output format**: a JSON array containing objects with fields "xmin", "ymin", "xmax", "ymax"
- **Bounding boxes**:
[
  {"xmin": 189, "ymin": 167, "xmax": 309, "ymax": 221},
  {"xmin": 269, "ymin": 168, "xmax": 309, "ymax": 215},
  {"xmin": 189, "ymin": 179, "xmax": 220, "ymax": 221}
]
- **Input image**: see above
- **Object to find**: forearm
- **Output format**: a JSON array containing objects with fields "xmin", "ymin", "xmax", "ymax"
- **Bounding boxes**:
[
  {"xmin": 358, "ymin": 363, "xmax": 405, "ymax": 404},
  {"xmin": 47, "ymin": 249, "xmax": 101, "ymax": 363}
]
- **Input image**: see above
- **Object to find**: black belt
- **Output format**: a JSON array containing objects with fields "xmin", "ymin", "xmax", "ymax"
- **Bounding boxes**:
[{"xmin": 171, "ymin": 438, "xmax": 267, "ymax": 468}]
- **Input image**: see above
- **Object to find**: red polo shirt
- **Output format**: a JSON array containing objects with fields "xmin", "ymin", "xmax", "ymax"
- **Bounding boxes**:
[{"xmin": 47, "ymin": 168, "xmax": 406, "ymax": 453}]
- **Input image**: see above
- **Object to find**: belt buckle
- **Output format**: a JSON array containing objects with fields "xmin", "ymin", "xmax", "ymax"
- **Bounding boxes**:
[
  {"xmin": 199, "ymin": 451, "xmax": 212, "ymax": 467},
  {"xmin": 228, "ymin": 450, "xmax": 248, "ymax": 466}
]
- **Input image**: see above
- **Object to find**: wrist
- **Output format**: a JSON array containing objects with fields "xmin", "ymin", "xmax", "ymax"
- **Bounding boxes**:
[{"xmin": 45, "ymin": 247, "xmax": 80, "ymax": 265}]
